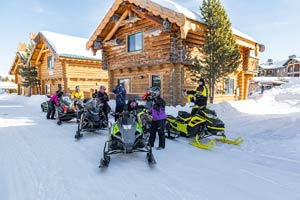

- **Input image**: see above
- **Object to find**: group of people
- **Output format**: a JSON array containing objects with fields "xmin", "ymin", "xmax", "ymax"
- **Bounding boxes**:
[{"xmin": 46, "ymin": 77, "xmax": 209, "ymax": 150}]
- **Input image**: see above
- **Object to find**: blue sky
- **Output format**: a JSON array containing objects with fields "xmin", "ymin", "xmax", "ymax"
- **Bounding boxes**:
[{"xmin": 1, "ymin": 0, "xmax": 300, "ymax": 76}]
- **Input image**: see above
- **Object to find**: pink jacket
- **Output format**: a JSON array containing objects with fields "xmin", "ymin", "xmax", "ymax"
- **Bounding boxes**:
[{"xmin": 50, "ymin": 94, "xmax": 60, "ymax": 105}]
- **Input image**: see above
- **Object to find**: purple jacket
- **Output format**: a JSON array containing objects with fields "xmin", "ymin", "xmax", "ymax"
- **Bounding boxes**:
[
  {"xmin": 150, "ymin": 106, "xmax": 166, "ymax": 121},
  {"xmin": 50, "ymin": 94, "xmax": 60, "ymax": 106}
]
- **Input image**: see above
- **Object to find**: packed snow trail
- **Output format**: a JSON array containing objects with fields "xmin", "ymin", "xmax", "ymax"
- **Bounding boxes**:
[{"xmin": 0, "ymin": 93, "xmax": 300, "ymax": 200}]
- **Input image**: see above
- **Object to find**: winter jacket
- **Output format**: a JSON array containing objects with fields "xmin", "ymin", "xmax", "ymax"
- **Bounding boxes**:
[
  {"xmin": 187, "ymin": 85, "xmax": 209, "ymax": 106},
  {"xmin": 50, "ymin": 94, "xmax": 60, "ymax": 106},
  {"xmin": 150, "ymin": 97, "xmax": 167, "ymax": 121},
  {"xmin": 96, "ymin": 92, "xmax": 111, "ymax": 112},
  {"xmin": 112, "ymin": 85, "xmax": 126, "ymax": 106},
  {"xmin": 71, "ymin": 90, "xmax": 84, "ymax": 99}
]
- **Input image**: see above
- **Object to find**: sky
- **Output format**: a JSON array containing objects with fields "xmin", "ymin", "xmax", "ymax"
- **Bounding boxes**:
[{"xmin": 1, "ymin": 0, "xmax": 300, "ymax": 77}]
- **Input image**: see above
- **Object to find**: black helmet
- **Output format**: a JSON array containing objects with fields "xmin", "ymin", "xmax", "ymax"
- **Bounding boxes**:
[{"xmin": 198, "ymin": 78, "xmax": 205, "ymax": 85}]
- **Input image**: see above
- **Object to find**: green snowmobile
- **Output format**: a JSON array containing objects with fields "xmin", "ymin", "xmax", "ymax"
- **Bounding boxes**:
[{"xmin": 99, "ymin": 111, "xmax": 156, "ymax": 168}]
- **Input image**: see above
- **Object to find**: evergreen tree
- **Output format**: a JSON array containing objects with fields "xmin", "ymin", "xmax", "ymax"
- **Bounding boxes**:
[
  {"xmin": 18, "ymin": 40, "xmax": 41, "ymax": 95},
  {"xmin": 188, "ymin": 0, "xmax": 241, "ymax": 103}
]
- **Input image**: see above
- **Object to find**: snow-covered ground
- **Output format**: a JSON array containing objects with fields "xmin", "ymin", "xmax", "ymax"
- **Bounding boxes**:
[{"xmin": 0, "ymin": 79, "xmax": 300, "ymax": 200}]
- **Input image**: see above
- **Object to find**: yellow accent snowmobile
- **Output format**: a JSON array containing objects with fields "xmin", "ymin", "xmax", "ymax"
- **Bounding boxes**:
[{"xmin": 166, "ymin": 105, "xmax": 243, "ymax": 149}]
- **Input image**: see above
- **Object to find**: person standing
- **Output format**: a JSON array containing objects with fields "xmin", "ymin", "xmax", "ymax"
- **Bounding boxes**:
[
  {"xmin": 148, "ymin": 87, "xmax": 166, "ymax": 150},
  {"xmin": 46, "ymin": 92, "xmax": 62, "ymax": 120},
  {"xmin": 186, "ymin": 78, "xmax": 209, "ymax": 115},
  {"xmin": 112, "ymin": 84, "xmax": 126, "ymax": 121}
]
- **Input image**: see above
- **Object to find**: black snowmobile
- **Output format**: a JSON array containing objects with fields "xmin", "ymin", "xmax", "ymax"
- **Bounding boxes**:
[
  {"xmin": 75, "ymin": 98, "xmax": 109, "ymax": 139},
  {"xmin": 166, "ymin": 105, "xmax": 243, "ymax": 149},
  {"xmin": 54, "ymin": 94, "xmax": 79, "ymax": 125},
  {"xmin": 99, "ymin": 111, "xmax": 156, "ymax": 168}
]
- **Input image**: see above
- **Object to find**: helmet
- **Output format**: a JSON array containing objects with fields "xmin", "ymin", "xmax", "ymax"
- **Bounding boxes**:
[
  {"xmin": 198, "ymin": 78, "xmax": 205, "ymax": 85},
  {"xmin": 148, "ymin": 87, "xmax": 160, "ymax": 98},
  {"xmin": 99, "ymin": 85, "xmax": 106, "ymax": 90}
]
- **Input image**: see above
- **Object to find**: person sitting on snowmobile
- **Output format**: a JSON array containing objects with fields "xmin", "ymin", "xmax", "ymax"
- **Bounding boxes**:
[
  {"xmin": 46, "ymin": 92, "xmax": 62, "ymax": 120},
  {"xmin": 71, "ymin": 85, "xmax": 84, "ymax": 100},
  {"xmin": 186, "ymin": 78, "xmax": 209, "ymax": 115},
  {"xmin": 127, "ymin": 98, "xmax": 139, "ymax": 113},
  {"xmin": 95, "ymin": 85, "xmax": 111, "ymax": 121},
  {"xmin": 148, "ymin": 87, "xmax": 166, "ymax": 150}
]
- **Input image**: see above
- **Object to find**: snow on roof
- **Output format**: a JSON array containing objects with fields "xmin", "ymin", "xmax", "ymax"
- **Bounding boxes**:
[
  {"xmin": 294, "ymin": 57, "xmax": 300, "ymax": 62},
  {"xmin": 0, "ymin": 82, "xmax": 17, "ymax": 89},
  {"xmin": 259, "ymin": 60, "xmax": 286, "ymax": 70},
  {"xmin": 251, "ymin": 76, "xmax": 291, "ymax": 84},
  {"xmin": 40, "ymin": 31, "xmax": 101, "ymax": 60},
  {"xmin": 152, "ymin": 0, "xmax": 256, "ymax": 42}
]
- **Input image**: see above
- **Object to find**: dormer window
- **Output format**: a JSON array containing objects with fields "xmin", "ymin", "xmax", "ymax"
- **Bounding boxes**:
[{"xmin": 128, "ymin": 32, "xmax": 143, "ymax": 52}]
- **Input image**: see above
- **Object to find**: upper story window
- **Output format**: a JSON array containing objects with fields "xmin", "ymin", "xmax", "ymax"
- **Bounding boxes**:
[
  {"xmin": 47, "ymin": 56, "xmax": 54, "ymax": 70},
  {"xmin": 128, "ymin": 32, "xmax": 143, "ymax": 52}
]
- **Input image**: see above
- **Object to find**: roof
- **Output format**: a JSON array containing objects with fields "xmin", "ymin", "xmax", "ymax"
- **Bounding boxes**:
[
  {"xmin": 153, "ymin": 0, "xmax": 256, "ymax": 42},
  {"xmin": 251, "ymin": 77, "xmax": 291, "ymax": 84},
  {"xmin": 9, "ymin": 51, "xmax": 27, "ymax": 75},
  {"xmin": 38, "ymin": 31, "xmax": 101, "ymax": 60},
  {"xmin": 87, "ymin": 0, "xmax": 257, "ymax": 49},
  {"xmin": 282, "ymin": 57, "xmax": 300, "ymax": 66},
  {"xmin": 259, "ymin": 60, "xmax": 286, "ymax": 70}
]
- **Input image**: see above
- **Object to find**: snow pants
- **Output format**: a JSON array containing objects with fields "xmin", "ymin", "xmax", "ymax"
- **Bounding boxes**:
[{"xmin": 149, "ymin": 119, "xmax": 166, "ymax": 148}]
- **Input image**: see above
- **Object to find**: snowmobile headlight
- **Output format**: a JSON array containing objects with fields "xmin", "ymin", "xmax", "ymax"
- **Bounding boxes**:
[{"xmin": 122, "ymin": 125, "xmax": 132, "ymax": 130}]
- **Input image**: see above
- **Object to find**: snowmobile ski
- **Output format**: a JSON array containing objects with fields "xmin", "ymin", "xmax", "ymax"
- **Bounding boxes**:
[
  {"xmin": 189, "ymin": 134, "xmax": 217, "ymax": 150},
  {"xmin": 215, "ymin": 136, "xmax": 244, "ymax": 145}
]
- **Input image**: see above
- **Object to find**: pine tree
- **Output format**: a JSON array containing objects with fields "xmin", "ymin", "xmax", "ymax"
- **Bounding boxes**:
[
  {"xmin": 188, "ymin": 0, "xmax": 241, "ymax": 103},
  {"xmin": 18, "ymin": 41, "xmax": 41, "ymax": 95}
]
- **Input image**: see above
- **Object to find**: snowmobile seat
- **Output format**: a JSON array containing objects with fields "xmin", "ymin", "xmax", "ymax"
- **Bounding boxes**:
[{"xmin": 178, "ymin": 111, "xmax": 192, "ymax": 119}]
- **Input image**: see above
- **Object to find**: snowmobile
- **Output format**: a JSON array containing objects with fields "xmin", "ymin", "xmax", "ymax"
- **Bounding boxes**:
[
  {"xmin": 54, "ymin": 94, "xmax": 79, "ymax": 125},
  {"xmin": 136, "ymin": 105, "xmax": 152, "ymax": 137},
  {"xmin": 41, "ymin": 95, "xmax": 51, "ymax": 112},
  {"xmin": 99, "ymin": 111, "xmax": 156, "ymax": 168},
  {"xmin": 166, "ymin": 105, "xmax": 243, "ymax": 149},
  {"xmin": 75, "ymin": 98, "xmax": 109, "ymax": 139}
]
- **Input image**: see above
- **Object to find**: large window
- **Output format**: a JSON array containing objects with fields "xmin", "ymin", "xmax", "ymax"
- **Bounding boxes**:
[
  {"xmin": 151, "ymin": 75, "xmax": 161, "ymax": 88},
  {"xmin": 224, "ymin": 78, "xmax": 234, "ymax": 95},
  {"xmin": 128, "ymin": 32, "xmax": 143, "ymax": 52},
  {"xmin": 47, "ymin": 56, "xmax": 54, "ymax": 70},
  {"xmin": 118, "ymin": 78, "xmax": 131, "ymax": 93}
]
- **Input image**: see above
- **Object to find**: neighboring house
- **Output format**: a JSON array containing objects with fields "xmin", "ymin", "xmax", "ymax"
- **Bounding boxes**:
[
  {"xmin": 86, "ymin": 0, "xmax": 264, "ymax": 104},
  {"xmin": 11, "ymin": 31, "xmax": 108, "ymax": 96},
  {"xmin": 258, "ymin": 59, "xmax": 286, "ymax": 77},
  {"xmin": 9, "ymin": 43, "xmax": 28, "ymax": 95},
  {"xmin": 283, "ymin": 56, "xmax": 300, "ymax": 77},
  {"xmin": 0, "ymin": 81, "xmax": 17, "ymax": 94}
]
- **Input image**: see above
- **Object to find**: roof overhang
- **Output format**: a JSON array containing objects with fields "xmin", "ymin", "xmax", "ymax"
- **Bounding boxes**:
[{"xmin": 87, "ymin": 0, "xmax": 263, "ymax": 54}]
